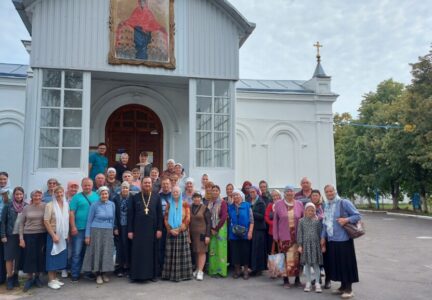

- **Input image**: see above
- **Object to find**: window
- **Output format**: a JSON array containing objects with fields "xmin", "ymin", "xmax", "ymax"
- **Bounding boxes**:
[
  {"xmin": 196, "ymin": 80, "xmax": 231, "ymax": 167},
  {"xmin": 38, "ymin": 70, "xmax": 83, "ymax": 168}
]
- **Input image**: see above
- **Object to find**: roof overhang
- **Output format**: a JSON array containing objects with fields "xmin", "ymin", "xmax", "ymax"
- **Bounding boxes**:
[{"xmin": 12, "ymin": 0, "xmax": 33, "ymax": 35}]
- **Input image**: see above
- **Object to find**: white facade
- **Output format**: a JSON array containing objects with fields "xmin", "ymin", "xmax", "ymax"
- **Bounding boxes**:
[{"xmin": 1, "ymin": 0, "xmax": 337, "ymax": 193}]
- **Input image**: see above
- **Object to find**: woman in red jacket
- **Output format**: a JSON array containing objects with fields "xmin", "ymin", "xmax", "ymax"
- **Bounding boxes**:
[{"xmin": 264, "ymin": 189, "xmax": 282, "ymax": 256}]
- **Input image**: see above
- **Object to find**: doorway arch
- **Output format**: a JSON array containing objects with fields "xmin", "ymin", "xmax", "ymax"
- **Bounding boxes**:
[{"xmin": 105, "ymin": 104, "xmax": 163, "ymax": 171}]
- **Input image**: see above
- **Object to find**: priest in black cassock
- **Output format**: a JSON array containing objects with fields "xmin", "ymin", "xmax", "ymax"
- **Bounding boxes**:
[{"xmin": 128, "ymin": 177, "xmax": 163, "ymax": 282}]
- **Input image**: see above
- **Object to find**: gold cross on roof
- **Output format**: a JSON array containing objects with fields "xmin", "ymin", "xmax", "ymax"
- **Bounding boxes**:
[{"xmin": 313, "ymin": 41, "xmax": 323, "ymax": 62}]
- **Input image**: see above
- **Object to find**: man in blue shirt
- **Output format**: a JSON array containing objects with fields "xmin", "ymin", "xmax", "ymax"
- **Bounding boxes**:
[
  {"xmin": 89, "ymin": 143, "xmax": 108, "ymax": 181},
  {"xmin": 69, "ymin": 178, "xmax": 100, "ymax": 282}
]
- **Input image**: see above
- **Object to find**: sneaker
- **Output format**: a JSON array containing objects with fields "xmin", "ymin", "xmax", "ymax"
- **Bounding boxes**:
[
  {"xmin": 196, "ymin": 271, "xmax": 204, "ymax": 281},
  {"xmin": 61, "ymin": 270, "xmax": 68, "ymax": 278},
  {"xmin": 54, "ymin": 279, "xmax": 64, "ymax": 286},
  {"xmin": 96, "ymin": 275, "xmax": 103, "ymax": 284},
  {"xmin": 48, "ymin": 280, "xmax": 61, "ymax": 290},
  {"xmin": 341, "ymin": 291, "xmax": 354, "ymax": 299},
  {"xmin": 102, "ymin": 275, "xmax": 110, "ymax": 283},
  {"xmin": 315, "ymin": 283, "xmax": 322, "ymax": 293},
  {"xmin": 33, "ymin": 276, "xmax": 44, "ymax": 288},
  {"xmin": 84, "ymin": 272, "xmax": 96, "ymax": 280},
  {"xmin": 23, "ymin": 279, "xmax": 33, "ymax": 292},
  {"xmin": 304, "ymin": 282, "xmax": 311, "ymax": 292},
  {"xmin": 117, "ymin": 272, "xmax": 124, "ymax": 278},
  {"xmin": 71, "ymin": 276, "xmax": 79, "ymax": 283},
  {"xmin": 193, "ymin": 270, "xmax": 198, "ymax": 278}
]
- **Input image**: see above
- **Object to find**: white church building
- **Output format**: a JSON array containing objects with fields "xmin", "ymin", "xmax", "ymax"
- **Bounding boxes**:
[{"xmin": 0, "ymin": 0, "xmax": 337, "ymax": 193}]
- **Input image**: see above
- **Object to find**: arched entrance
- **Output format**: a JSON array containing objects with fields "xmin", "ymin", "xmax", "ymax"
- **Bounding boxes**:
[{"xmin": 105, "ymin": 104, "xmax": 163, "ymax": 172}]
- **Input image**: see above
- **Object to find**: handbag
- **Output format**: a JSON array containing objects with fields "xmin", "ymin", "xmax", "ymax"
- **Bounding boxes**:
[
  {"xmin": 340, "ymin": 200, "xmax": 365, "ymax": 239},
  {"xmin": 232, "ymin": 206, "xmax": 247, "ymax": 238},
  {"xmin": 267, "ymin": 252, "xmax": 286, "ymax": 278}
]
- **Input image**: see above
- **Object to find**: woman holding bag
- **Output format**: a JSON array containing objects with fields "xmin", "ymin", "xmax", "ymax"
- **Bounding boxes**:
[
  {"xmin": 228, "ymin": 189, "xmax": 253, "ymax": 279},
  {"xmin": 321, "ymin": 184, "xmax": 361, "ymax": 299}
]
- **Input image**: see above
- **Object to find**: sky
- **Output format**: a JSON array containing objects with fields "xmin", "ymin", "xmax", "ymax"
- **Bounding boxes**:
[{"xmin": 1, "ymin": 0, "xmax": 431, "ymax": 116}]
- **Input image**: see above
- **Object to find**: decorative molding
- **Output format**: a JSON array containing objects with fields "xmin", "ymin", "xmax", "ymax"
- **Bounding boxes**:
[{"xmin": 0, "ymin": 109, "xmax": 25, "ymax": 130}]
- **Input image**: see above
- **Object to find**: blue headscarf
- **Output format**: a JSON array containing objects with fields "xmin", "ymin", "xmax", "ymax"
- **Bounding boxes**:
[{"xmin": 168, "ymin": 195, "xmax": 183, "ymax": 229}]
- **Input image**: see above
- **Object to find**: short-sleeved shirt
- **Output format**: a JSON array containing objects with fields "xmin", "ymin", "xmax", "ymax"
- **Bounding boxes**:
[
  {"xmin": 89, "ymin": 152, "xmax": 108, "ymax": 180},
  {"xmin": 69, "ymin": 192, "xmax": 100, "ymax": 230}
]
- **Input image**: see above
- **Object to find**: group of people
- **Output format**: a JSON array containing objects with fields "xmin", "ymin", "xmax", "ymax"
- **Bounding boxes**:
[{"xmin": 0, "ymin": 143, "xmax": 362, "ymax": 299}]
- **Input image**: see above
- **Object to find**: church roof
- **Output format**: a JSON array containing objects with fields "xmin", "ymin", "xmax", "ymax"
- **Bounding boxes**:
[
  {"xmin": 236, "ymin": 79, "xmax": 314, "ymax": 94},
  {"xmin": 0, "ymin": 63, "xmax": 27, "ymax": 78},
  {"xmin": 12, "ymin": 0, "xmax": 255, "ymax": 46},
  {"xmin": 313, "ymin": 62, "xmax": 329, "ymax": 78}
]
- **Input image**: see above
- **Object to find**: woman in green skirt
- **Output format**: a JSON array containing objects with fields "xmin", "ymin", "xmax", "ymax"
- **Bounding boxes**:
[{"xmin": 207, "ymin": 185, "xmax": 228, "ymax": 277}]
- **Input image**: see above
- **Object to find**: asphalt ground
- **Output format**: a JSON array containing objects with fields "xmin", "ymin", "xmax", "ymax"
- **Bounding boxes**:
[{"xmin": 1, "ymin": 212, "xmax": 431, "ymax": 300}]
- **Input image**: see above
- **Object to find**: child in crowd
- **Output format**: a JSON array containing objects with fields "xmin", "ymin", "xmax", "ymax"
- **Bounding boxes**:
[
  {"xmin": 297, "ymin": 202, "xmax": 324, "ymax": 293},
  {"xmin": 131, "ymin": 168, "xmax": 141, "ymax": 190}
]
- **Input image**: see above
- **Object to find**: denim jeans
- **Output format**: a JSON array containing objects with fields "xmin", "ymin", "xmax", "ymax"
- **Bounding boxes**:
[{"xmin": 70, "ymin": 230, "xmax": 86, "ymax": 278}]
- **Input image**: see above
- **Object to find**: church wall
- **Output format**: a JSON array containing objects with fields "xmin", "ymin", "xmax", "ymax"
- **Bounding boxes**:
[
  {"xmin": 29, "ymin": 0, "xmax": 240, "ymax": 80},
  {"xmin": 235, "ymin": 91, "xmax": 336, "ymax": 191},
  {"xmin": 0, "ymin": 77, "xmax": 26, "ymax": 185}
]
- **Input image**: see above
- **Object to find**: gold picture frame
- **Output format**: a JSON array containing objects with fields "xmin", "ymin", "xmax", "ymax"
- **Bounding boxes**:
[{"xmin": 108, "ymin": 0, "xmax": 176, "ymax": 69}]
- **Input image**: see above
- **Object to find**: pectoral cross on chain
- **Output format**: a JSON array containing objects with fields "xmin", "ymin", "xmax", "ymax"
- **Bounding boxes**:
[{"xmin": 145, "ymin": 207, "xmax": 149, "ymax": 215}]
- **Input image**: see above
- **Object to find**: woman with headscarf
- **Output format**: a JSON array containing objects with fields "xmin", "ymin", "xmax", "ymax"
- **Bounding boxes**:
[
  {"xmin": 207, "ymin": 185, "xmax": 228, "ymax": 277},
  {"xmin": 249, "ymin": 186, "xmax": 267, "ymax": 276},
  {"xmin": 0, "ymin": 171, "xmax": 13, "ymax": 284},
  {"xmin": 273, "ymin": 185, "xmax": 304, "ymax": 288},
  {"xmin": 321, "ymin": 184, "xmax": 361, "ymax": 299},
  {"xmin": 264, "ymin": 189, "xmax": 282, "ymax": 256},
  {"xmin": 241, "ymin": 181, "xmax": 252, "ymax": 203},
  {"xmin": 44, "ymin": 185, "xmax": 70, "ymax": 290},
  {"xmin": 113, "ymin": 182, "xmax": 132, "ymax": 277},
  {"xmin": 82, "ymin": 186, "xmax": 116, "ymax": 285},
  {"xmin": 19, "ymin": 189, "xmax": 47, "ymax": 292},
  {"xmin": 259, "ymin": 180, "xmax": 272, "ymax": 206},
  {"xmin": 162, "ymin": 186, "xmax": 193, "ymax": 281},
  {"xmin": 1, "ymin": 186, "xmax": 26, "ymax": 289},
  {"xmin": 182, "ymin": 177, "xmax": 195, "ymax": 206},
  {"xmin": 228, "ymin": 189, "xmax": 253, "ymax": 279},
  {"xmin": 106, "ymin": 167, "xmax": 121, "ymax": 200}
]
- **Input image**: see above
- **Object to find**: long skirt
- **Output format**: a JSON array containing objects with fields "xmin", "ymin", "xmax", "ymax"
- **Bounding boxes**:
[
  {"xmin": 3, "ymin": 234, "xmax": 23, "ymax": 273},
  {"xmin": 46, "ymin": 234, "xmax": 68, "ymax": 271},
  {"xmin": 324, "ymin": 239, "xmax": 359, "ymax": 284},
  {"xmin": 281, "ymin": 240, "xmax": 300, "ymax": 277},
  {"xmin": 162, "ymin": 231, "xmax": 193, "ymax": 282},
  {"xmin": 115, "ymin": 225, "xmax": 130, "ymax": 268},
  {"xmin": 230, "ymin": 239, "xmax": 250, "ymax": 266},
  {"xmin": 250, "ymin": 229, "xmax": 267, "ymax": 272},
  {"xmin": 208, "ymin": 223, "xmax": 228, "ymax": 277},
  {"xmin": 22, "ymin": 233, "xmax": 46, "ymax": 273},
  {"xmin": 0, "ymin": 230, "xmax": 5, "ymax": 283},
  {"xmin": 82, "ymin": 228, "xmax": 115, "ymax": 273}
]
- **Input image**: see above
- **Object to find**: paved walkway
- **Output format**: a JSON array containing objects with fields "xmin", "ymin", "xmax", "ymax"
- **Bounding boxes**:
[{"xmin": 1, "ymin": 213, "xmax": 431, "ymax": 300}]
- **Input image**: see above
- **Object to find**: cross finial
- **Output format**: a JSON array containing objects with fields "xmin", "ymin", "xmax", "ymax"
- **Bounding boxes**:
[{"xmin": 313, "ymin": 41, "xmax": 323, "ymax": 62}]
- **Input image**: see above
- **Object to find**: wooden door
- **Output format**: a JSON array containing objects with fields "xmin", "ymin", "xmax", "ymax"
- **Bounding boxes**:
[{"xmin": 105, "ymin": 104, "xmax": 163, "ymax": 172}]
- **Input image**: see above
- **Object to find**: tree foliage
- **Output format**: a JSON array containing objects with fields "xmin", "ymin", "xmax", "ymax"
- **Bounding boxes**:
[{"xmin": 335, "ymin": 47, "xmax": 432, "ymax": 212}]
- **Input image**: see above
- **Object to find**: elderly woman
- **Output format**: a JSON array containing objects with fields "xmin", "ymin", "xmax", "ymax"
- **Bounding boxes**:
[
  {"xmin": 228, "ymin": 189, "xmax": 253, "ymax": 279},
  {"xmin": 1, "ymin": 187, "xmax": 26, "ymax": 289},
  {"xmin": 44, "ymin": 185, "xmax": 70, "ymax": 290},
  {"xmin": 189, "ymin": 192, "xmax": 211, "ymax": 281},
  {"xmin": 174, "ymin": 163, "xmax": 186, "ymax": 190},
  {"xmin": 223, "ymin": 183, "xmax": 234, "ymax": 205},
  {"xmin": 202, "ymin": 181, "xmax": 214, "ymax": 206},
  {"xmin": 106, "ymin": 167, "xmax": 121, "ymax": 199},
  {"xmin": 114, "ymin": 153, "xmax": 130, "ymax": 181},
  {"xmin": 273, "ymin": 185, "xmax": 304, "ymax": 288},
  {"xmin": 321, "ymin": 184, "xmax": 361, "ymax": 299},
  {"xmin": 113, "ymin": 182, "xmax": 131, "ymax": 277},
  {"xmin": 249, "ymin": 186, "xmax": 267, "ymax": 276},
  {"xmin": 82, "ymin": 186, "xmax": 116, "ymax": 284},
  {"xmin": 0, "ymin": 171, "xmax": 13, "ymax": 285},
  {"xmin": 208, "ymin": 185, "xmax": 228, "ymax": 277},
  {"xmin": 162, "ymin": 186, "xmax": 193, "ymax": 281},
  {"xmin": 182, "ymin": 177, "xmax": 195, "ymax": 206},
  {"xmin": 136, "ymin": 151, "xmax": 152, "ymax": 179},
  {"xmin": 19, "ymin": 189, "xmax": 47, "ymax": 292},
  {"xmin": 265, "ymin": 189, "xmax": 282, "ymax": 255},
  {"xmin": 43, "ymin": 178, "xmax": 59, "ymax": 203}
]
